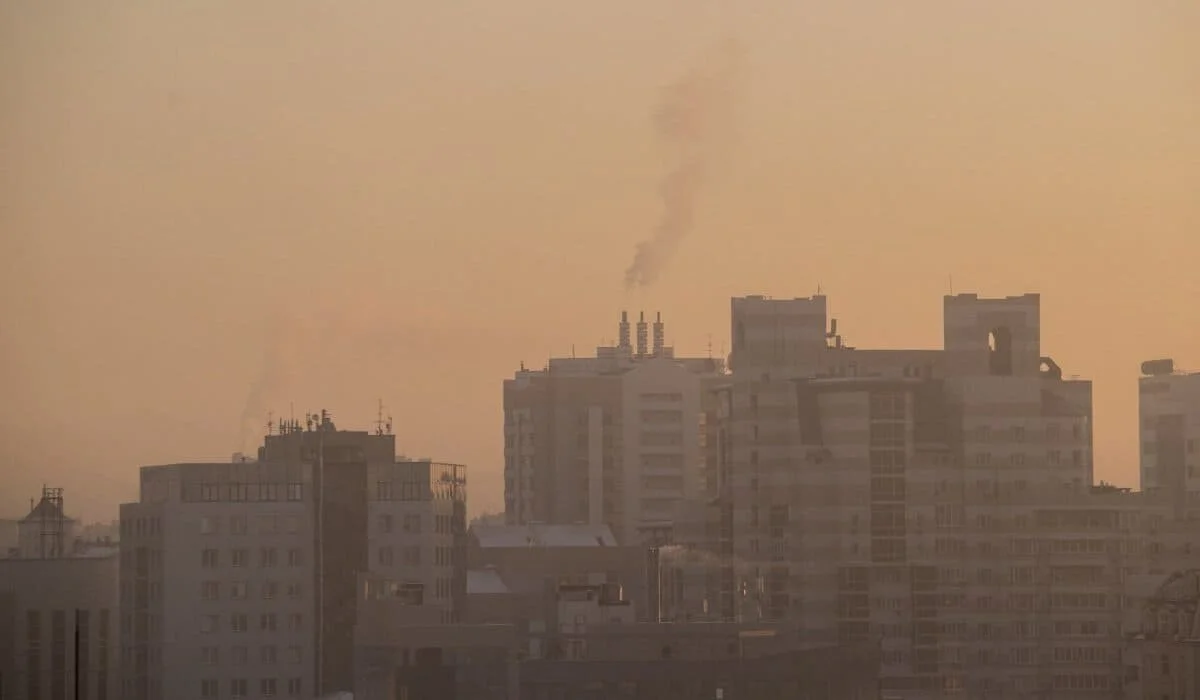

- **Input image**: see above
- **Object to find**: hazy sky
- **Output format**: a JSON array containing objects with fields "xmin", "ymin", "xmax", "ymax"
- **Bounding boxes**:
[{"xmin": 2, "ymin": 0, "xmax": 1197, "ymax": 521}]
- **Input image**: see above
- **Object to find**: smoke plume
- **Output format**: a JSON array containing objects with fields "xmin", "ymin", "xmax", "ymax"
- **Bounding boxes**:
[{"xmin": 624, "ymin": 36, "xmax": 745, "ymax": 289}]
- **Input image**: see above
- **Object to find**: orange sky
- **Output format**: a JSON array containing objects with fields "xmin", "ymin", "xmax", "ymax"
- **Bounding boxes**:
[{"xmin": 2, "ymin": 0, "xmax": 1197, "ymax": 521}]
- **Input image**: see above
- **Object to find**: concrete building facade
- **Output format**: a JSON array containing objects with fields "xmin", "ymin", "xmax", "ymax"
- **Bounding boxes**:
[
  {"xmin": 119, "ymin": 412, "xmax": 466, "ymax": 700},
  {"xmin": 503, "ymin": 311, "xmax": 724, "ymax": 544},
  {"xmin": 0, "ymin": 492, "xmax": 120, "ymax": 700},
  {"xmin": 681, "ymin": 292, "xmax": 1200, "ymax": 699},
  {"xmin": 1138, "ymin": 360, "xmax": 1200, "ymax": 512}
]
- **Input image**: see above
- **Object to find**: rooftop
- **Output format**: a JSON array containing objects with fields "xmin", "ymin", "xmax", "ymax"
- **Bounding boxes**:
[{"xmin": 466, "ymin": 568, "xmax": 510, "ymax": 595}]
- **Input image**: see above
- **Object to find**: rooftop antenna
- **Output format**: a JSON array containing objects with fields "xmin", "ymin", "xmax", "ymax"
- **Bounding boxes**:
[
  {"xmin": 386, "ymin": 413, "xmax": 393, "ymax": 436},
  {"xmin": 707, "ymin": 334, "xmax": 713, "ymax": 359},
  {"xmin": 375, "ymin": 399, "xmax": 387, "ymax": 436},
  {"xmin": 949, "ymin": 274, "xmax": 954, "ymax": 295},
  {"xmin": 266, "ymin": 411, "xmax": 274, "ymax": 436}
]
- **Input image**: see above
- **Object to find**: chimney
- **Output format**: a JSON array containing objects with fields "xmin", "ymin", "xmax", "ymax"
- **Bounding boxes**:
[
  {"xmin": 636, "ymin": 312, "xmax": 649, "ymax": 358},
  {"xmin": 618, "ymin": 311, "xmax": 631, "ymax": 350},
  {"xmin": 652, "ymin": 312, "xmax": 665, "ymax": 357}
]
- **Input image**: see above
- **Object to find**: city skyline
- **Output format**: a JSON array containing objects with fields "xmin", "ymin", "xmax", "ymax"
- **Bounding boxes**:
[
  {"xmin": 3, "ymin": 291, "xmax": 1195, "ymax": 524},
  {"xmin": 4, "ymin": 0, "xmax": 1198, "ymax": 523}
]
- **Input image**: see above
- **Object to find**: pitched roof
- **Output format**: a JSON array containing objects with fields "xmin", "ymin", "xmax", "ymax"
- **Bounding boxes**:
[{"xmin": 20, "ymin": 497, "xmax": 75, "ymax": 524}]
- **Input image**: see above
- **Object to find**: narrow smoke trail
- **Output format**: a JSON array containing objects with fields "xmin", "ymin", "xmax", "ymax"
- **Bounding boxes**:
[{"xmin": 624, "ymin": 36, "xmax": 745, "ymax": 289}]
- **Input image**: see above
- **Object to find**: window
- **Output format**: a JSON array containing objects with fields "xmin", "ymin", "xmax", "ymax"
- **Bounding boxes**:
[
  {"xmin": 201, "ymin": 581, "xmax": 220, "ymax": 601},
  {"xmin": 287, "ymin": 646, "xmax": 302, "ymax": 665},
  {"xmin": 262, "ymin": 582, "xmax": 278, "ymax": 600},
  {"xmin": 200, "ymin": 615, "xmax": 219, "ymax": 634},
  {"xmin": 286, "ymin": 483, "xmax": 303, "ymax": 501},
  {"xmin": 261, "ymin": 646, "xmax": 277, "ymax": 665},
  {"xmin": 403, "ymin": 514, "xmax": 422, "ymax": 534},
  {"xmin": 261, "ymin": 679, "xmax": 277, "ymax": 697},
  {"xmin": 288, "ymin": 613, "xmax": 303, "ymax": 632},
  {"xmin": 231, "ymin": 614, "xmax": 248, "ymax": 634},
  {"xmin": 260, "ymin": 548, "xmax": 277, "ymax": 568},
  {"xmin": 231, "ymin": 646, "xmax": 248, "ymax": 666},
  {"xmin": 261, "ymin": 613, "xmax": 277, "ymax": 632},
  {"xmin": 231, "ymin": 581, "xmax": 248, "ymax": 600},
  {"xmin": 201, "ymin": 647, "xmax": 219, "ymax": 666},
  {"xmin": 201, "ymin": 549, "xmax": 219, "ymax": 568},
  {"xmin": 231, "ymin": 549, "xmax": 248, "ymax": 567},
  {"xmin": 231, "ymin": 515, "xmax": 248, "ymax": 535},
  {"xmin": 287, "ymin": 549, "xmax": 304, "ymax": 567},
  {"xmin": 378, "ymin": 547, "xmax": 393, "ymax": 566},
  {"xmin": 231, "ymin": 679, "xmax": 248, "ymax": 699},
  {"xmin": 379, "ymin": 514, "xmax": 393, "ymax": 533},
  {"xmin": 201, "ymin": 679, "xmax": 218, "ymax": 699},
  {"xmin": 286, "ymin": 582, "xmax": 302, "ymax": 598},
  {"xmin": 287, "ymin": 678, "xmax": 303, "ymax": 697},
  {"xmin": 200, "ymin": 517, "xmax": 218, "ymax": 535}
]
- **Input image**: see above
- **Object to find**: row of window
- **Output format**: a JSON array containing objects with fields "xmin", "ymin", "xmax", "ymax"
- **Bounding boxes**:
[
  {"xmin": 200, "ymin": 645, "xmax": 303, "ymax": 666},
  {"xmin": 187, "ymin": 483, "xmax": 305, "ymax": 503},
  {"xmin": 200, "ymin": 677, "xmax": 303, "ymax": 698},
  {"xmin": 199, "ymin": 612, "xmax": 304, "ymax": 634},
  {"xmin": 200, "ymin": 580, "xmax": 303, "ymax": 601},
  {"xmin": 377, "ymin": 545, "xmax": 423, "ymax": 567},
  {"xmin": 200, "ymin": 548, "xmax": 305, "ymax": 568},
  {"xmin": 972, "ymin": 450, "xmax": 1087, "ymax": 467},
  {"xmin": 200, "ymin": 514, "xmax": 303, "ymax": 536}
]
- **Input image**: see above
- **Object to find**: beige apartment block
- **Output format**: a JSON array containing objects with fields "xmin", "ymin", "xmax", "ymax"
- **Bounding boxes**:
[{"xmin": 667, "ymin": 292, "xmax": 1200, "ymax": 700}]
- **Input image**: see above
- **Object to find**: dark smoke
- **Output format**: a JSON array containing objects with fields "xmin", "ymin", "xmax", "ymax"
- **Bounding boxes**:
[{"xmin": 624, "ymin": 36, "xmax": 745, "ymax": 289}]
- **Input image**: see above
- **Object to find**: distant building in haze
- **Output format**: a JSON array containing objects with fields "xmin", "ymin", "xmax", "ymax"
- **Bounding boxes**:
[
  {"xmin": 1138, "ymin": 358, "xmax": 1200, "ymax": 509},
  {"xmin": 502, "ymin": 311, "xmax": 724, "ymax": 545},
  {"xmin": 119, "ymin": 411, "xmax": 466, "ymax": 700},
  {"xmin": 0, "ymin": 488, "xmax": 120, "ymax": 700}
]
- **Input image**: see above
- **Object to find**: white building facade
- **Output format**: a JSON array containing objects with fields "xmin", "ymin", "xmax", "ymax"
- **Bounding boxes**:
[
  {"xmin": 119, "ymin": 415, "xmax": 466, "ymax": 700},
  {"xmin": 503, "ymin": 311, "xmax": 723, "ymax": 545}
]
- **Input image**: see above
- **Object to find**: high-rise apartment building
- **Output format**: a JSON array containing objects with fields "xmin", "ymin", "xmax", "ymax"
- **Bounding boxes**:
[
  {"xmin": 119, "ymin": 412, "xmax": 466, "ymax": 700},
  {"xmin": 503, "ymin": 311, "xmax": 724, "ymax": 545},
  {"xmin": 684, "ymin": 293, "xmax": 1200, "ymax": 699},
  {"xmin": 1137, "ymin": 359, "xmax": 1200, "ymax": 510}
]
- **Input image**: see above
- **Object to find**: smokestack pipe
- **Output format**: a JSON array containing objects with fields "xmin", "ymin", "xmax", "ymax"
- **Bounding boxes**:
[
  {"xmin": 653, "ymin": 312, "xmax": 665, "ymax": 357},
  {"xmin": 636, "ymin": 312, "xmax": 648, "ymax": 358},
  {"xmin": 619, "ymin": 311, "xmax": 631, "ymax": 350}
]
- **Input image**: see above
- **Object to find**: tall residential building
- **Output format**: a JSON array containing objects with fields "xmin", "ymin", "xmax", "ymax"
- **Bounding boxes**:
[
  {"xmin": 0, "ymin": 489, "xmax": 120, "ymax": 700},
  {"xmin": 1138, "ymin": 359, "xmax": 1200, "ymax": 510},
  {"xmin": 691, "ymin": 292, "xmax": 1192, "ymax": 699},
  {"xmin": 119, "ymin": 412, "xmax": 466, "ymax": 700},
  {"xmin": 503, "ymin": 311, "xmax": 724, "ymax": 545}
]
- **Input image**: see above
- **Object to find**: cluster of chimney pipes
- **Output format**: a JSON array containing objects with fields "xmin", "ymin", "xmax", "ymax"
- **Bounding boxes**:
[{"xmin": 618, "ymin": 311, "xmax": 666, "ymax": 358}]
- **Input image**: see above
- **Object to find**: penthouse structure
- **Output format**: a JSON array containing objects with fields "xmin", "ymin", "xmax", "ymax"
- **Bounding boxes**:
[
  {"xmin": 678, "ymin": 293, "xmax": 1200, "ymax": 698},
  {"xmin": 119, "ymin": 411, "xmax": 466, "ymax": 700},
  {"xmin": 503, "ymin": 311, "xmax": 724, "ymax": 544}
]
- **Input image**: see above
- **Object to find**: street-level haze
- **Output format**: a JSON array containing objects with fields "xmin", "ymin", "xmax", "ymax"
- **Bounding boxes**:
[{"xmin": 1, "ymin": 0, "xmax": 1197, "ymax": 522}]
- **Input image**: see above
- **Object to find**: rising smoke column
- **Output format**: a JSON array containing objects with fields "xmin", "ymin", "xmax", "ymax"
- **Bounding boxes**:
[{"xmin": 624, "ymin": 36, "xmax": 745, "ymax": 289}]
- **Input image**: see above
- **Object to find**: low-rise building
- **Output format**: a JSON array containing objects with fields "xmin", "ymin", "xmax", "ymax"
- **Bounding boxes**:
[{"xmin": 0, "ymin": 490, "xmax": 119, "ymax": 700}]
